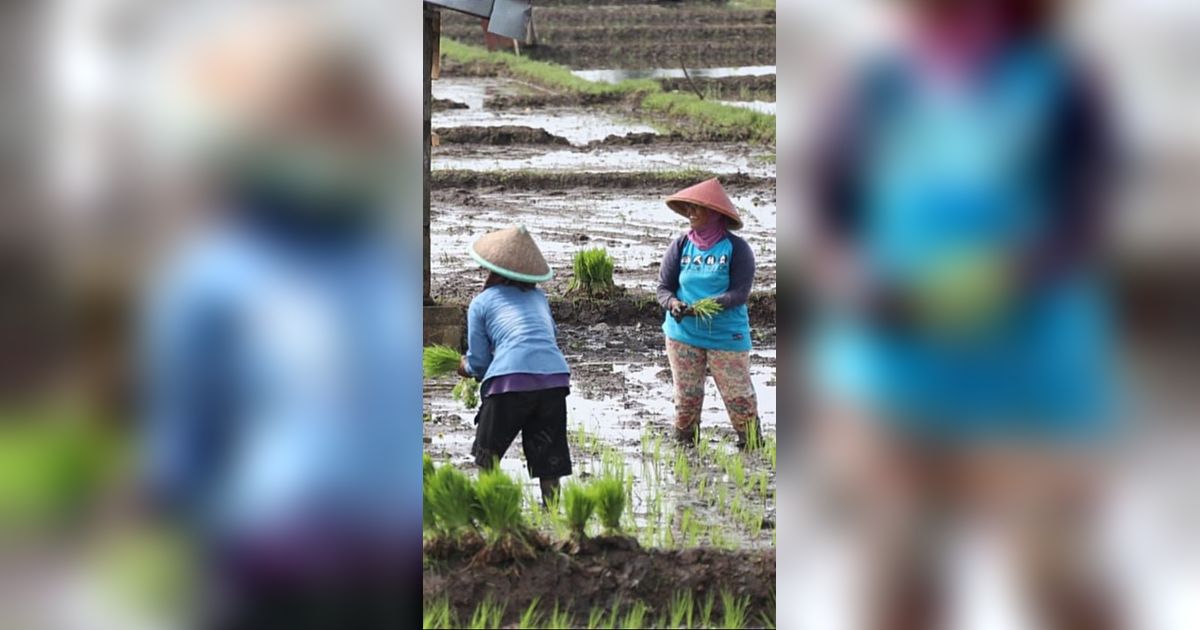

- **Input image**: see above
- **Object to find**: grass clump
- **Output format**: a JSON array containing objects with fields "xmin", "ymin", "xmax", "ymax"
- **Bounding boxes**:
[
  {"xmin": 568, "ymin": 247, "xmax": 616, "ymax": 297},
  {"xmin": 589, "ymin": 474, "xmax": 626, "ymax": 534},
  {"xmin": 423, "ymin": 345, "xmax": 462, "ymax": 378},
  {"xmin": 562, "ymin": 482, "xmax": 596, "ymax": 540},
  {"xmin": 440, "ymin": 39, "xmax": 657, "ymax": 97},
  {"xmin": 642, "ymin": 91, "xmax": 776, "ymax": 144}
]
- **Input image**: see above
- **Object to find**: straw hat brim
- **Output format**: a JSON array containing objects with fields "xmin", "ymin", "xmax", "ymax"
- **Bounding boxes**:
[
  {"xmin": 666, "ymin": 197, "xmax": 744, "ymax": 231},
  {"xmin": 469, "ymin": 225, "xmax": 554, "ymax": 283},
  {"xmin": 469, "ymin": 247, "xmax": 554, "ymax": 283}
]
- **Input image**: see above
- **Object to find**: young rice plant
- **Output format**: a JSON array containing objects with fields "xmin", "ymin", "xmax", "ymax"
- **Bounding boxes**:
[{"xmin": 423, "ymin": 345, "xmax": 462, "ymax": 378}]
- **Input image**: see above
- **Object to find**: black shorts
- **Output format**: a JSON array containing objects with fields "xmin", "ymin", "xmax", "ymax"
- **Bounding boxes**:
[{"xmin": 472, "ymin": 387, "xmax": 572, "ymax": 479}]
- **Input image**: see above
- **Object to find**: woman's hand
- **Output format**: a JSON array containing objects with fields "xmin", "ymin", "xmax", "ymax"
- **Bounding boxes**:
[
  {"xmin": 456, "ymin": 355, "xmax": 473, "ymax": 379},
  {"xmin": 668, "ymin": 298, "xmax": 691, "ymax": 321}
]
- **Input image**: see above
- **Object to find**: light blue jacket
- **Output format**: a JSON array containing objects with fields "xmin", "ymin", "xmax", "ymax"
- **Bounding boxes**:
[
  {"xmin": 465, "ymin": 285, "xmax": 570, "ymax": 383},
  {"xmin": 141, "ymin": 214, "xmax": 421, "ymax": 541}
]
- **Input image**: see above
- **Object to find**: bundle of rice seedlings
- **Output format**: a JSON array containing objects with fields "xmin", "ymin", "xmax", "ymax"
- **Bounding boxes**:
[
  {"xmin": 452, "ymin": 377, "xmax": 479, "ymax": 409},
  {"xmin": 422, "ymin": 454, "xmax": 436, "ymax": 531},
  {"xmin": 562, "ymin": 482, "xmax": 595, "ymax": 540},
  {"xmin": 589, "ymin": 474, "xmax": 626, "ymax": 534},
  {"xmin": 567, "ymin": 247, "xmax": 615, "ymax": 296},
  {"xmin": 424, "ymin": 465, "xmax": 478, "ymax": 541},
  {"xmin": 690, "ymin": 297, "xmax": 723, "ymax": 321},
  {"xmin": 423, "ymin": 345, "xmax": 462, "ymax": 378},
  {"xmin": 473, "ymin": 468, "xmax": 536, "ymax": 561}
]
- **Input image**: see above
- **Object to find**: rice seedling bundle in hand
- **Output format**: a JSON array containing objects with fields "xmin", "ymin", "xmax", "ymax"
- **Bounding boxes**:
[
  {"xmin": 452, "ymin": 377, "xmax": 479, "ymax": 409},
  {"xmin": 562, "ymin": 482, "xmax": 596, "ymax": 539},
  {"xmin": 425, "ymin": 465, "xmax": 478, "ymax": 537},
  {"xmin": 589, "ymin": 474, "xmax": 626, "ymax": 534},
  {"xmin": 690, "ymin": 297, "xmax": 723, "ymax": 321},
  {"xmin": 567, "ymin": 247, "xmax": 615, "ymax": 296},
  {"xmin": 423, "ymin": 345, "xmax": 462, "ymax": 378}
]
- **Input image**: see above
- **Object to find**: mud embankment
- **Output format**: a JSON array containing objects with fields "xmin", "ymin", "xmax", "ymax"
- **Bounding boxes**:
[{"xmin": 425, "ymin": 541, "xmax": 776, "ymax": 627}]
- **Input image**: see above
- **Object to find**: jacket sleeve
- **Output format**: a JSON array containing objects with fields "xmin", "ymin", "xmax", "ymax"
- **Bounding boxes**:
[
  {"xmin": 464, "ymin": 295, "xmax": 494, "ymax": 378},
  {"xmin": 141, "ymin": 267, "xmax": 234, "ymax": 518},
  {"xmin": 714, "ymin": 236, "xmax": 756, "ymax": 308},
  {"xmin": 656, "ymin": 235, "xmax": 686, "ymax": 309}
]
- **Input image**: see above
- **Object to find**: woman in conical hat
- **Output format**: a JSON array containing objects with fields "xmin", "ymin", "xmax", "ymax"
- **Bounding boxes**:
[
  {"xmin": 458, "ymin": 225, "xmax": 571, "ymax": 505},
  {"xmin": 807, "ymin": 0, "xmax": 1119, "ymax": 627},
  {"xmin": 657, "ymin": 177, "xmax": 761, "ymax": 450}
]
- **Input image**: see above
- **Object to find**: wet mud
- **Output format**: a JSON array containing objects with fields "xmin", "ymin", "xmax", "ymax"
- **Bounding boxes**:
[
  {"xmin": 434, "ymin": 125, "xmax": 571, "ymax": 146},
  {"xmin": 424, "ymin": 541, "xmax": 776, "ymax": 627}
]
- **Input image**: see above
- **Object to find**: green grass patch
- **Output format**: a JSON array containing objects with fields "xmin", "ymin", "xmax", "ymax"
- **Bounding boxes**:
[
  {"xmin": 642, "ymin": 91, "xmax": 775, "ymax": 144},
  {"xmin": 440, "ymin": 38, "xmax": 656, "ymax": 97}
]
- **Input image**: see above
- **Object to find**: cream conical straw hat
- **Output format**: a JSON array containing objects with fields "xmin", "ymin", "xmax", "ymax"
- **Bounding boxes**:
[{"xmin": 469, "ymin": 225, "xmax": 554, "ymax": 283}]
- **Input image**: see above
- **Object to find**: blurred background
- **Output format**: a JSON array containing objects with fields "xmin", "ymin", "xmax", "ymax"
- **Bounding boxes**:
[
  {"xmin": 1, "ymin": 1, "xmax": 422, "ymax": 628},
  {"xmin": 778, "ymin": 0, "xmax": 1200, "ymax": 629}
]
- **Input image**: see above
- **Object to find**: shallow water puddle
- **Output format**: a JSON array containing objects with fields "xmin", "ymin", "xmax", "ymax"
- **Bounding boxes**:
[
  {"xmin": 430, "ymin": 77, "xmax": 526, "ymax": 110},
  {"xmin": 573, "ymin": 66, "xmax": 777, "ymax": 83},
  {"xmin": 433, "ymin": 107, "xmax": 658, "ymax": 146},
  {"xmin": 717, "ymin": 100, "xmax": 777, "ymax": 115}
]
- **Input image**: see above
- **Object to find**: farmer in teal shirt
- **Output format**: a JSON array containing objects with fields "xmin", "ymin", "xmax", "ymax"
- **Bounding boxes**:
[{"xmin": 657, "ymin": 178, "xmax": 760, "ymax": 449}]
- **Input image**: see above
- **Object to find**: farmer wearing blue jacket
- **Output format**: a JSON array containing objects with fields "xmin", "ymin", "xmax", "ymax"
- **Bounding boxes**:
[
  {"xmin": 657, "ymin": 178, "xmax": 760, "ymax": 449},
  {"xmin": 458, "ymin": 225, "xmax": 571, "ymax": 505}
]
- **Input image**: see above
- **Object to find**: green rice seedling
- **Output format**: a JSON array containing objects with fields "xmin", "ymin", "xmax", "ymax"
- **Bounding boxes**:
[
  {"xmin": 546, "ymin": 603, "xmax": 572, "ymax": 629},
  {"xmin": 568, "ymin": 247, "xmax": 616, "ymax": 296},
  {"xmin": 517, "ymin": 598, "xmax": 542, "ymax": 629},
  {"xmin": 423, "ymin": 453, "xmax": 434, "ymax": 479},
  {"xmin": 720, "ymin": 591, "xmax": 750, "ymax": 629},
  {"xmin": 562, "ymin": 482, "xmax": 596, "ymax": 540},
  {"xmin": 586, "ymin": 606, "xmax": 607, "ymax": 629},
  {"xmin": 589, "ymin": 475, "xmax": 626, "ymax": 534},
  {"xmin": 423, "ymin": 598, "xmax": 454, "ymax": 629},
  {"xmin": 469, "ymin": 597, "xmax": 505, "ymax": 629},
  {"xmin": 699, "ymin": 591, "xmax": 716, "ymax": 628},
  {"xmin": 668, "ymin": 591, "xmax": 695, "ymax": 629},
  {"xmin": 423, "ymin": 345, "xmax": 462, "ymax": 378},
  {"xmin": 621, "ymin": 601, "xmax": 648, "ymax": 629},
  {"xmin": 673, "ymin": 450, "xmax": 691, "ymax": 487},
  {"xmin": 452, "ymin": 377, "xmax": 479, "ymax": 409},
  {"xmin": 425, "ymin": 465, "xmax": 478, "ymax": 536},
  {"xmin": 473, "ymin": 468, "xmax": 526, "ymax": 541},
  {"xmin": 690, "ymin": 297, "xmax": 723, "ymax": 321}
]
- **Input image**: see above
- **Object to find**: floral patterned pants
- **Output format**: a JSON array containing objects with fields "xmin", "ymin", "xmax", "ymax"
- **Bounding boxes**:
[{"xmin": 666, "ymin": 338, "xmax": 758, "ymax": 432}]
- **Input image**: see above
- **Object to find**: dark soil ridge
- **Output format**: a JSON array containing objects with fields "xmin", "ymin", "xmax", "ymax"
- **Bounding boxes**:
[
  {"xmin": 524, "ymin": 42, "xmax": 776, "ymax": 71},
  {"xmin": 659, "ymin": 75, "xmax": 777, "ymax": 102},
  {"xmin": 432, "ymin": 97, "xmax": 469, "ymax": 112},
  {"xmin": 434, "ymin": 125, "xmax": 571, "ymax": 146},
  {"xmin": 424, "ymin": 539, "xmax": 776, "ymax": 628},
  {"xmin": 431, "ymin": 169, "xmax": 775, "ymax": 192},
  {"xmin": 432, "ymin": 126, "xmax": 685, "ymax": 147},
  {"xmin": 440, "ymin": 5, "xmax": 775, "ymax": 29}
]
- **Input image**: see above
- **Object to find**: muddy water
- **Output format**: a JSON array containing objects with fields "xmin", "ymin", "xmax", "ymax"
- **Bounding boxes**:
[
  {"xmin": 432, "ymin": 144, "xmax": 777, "ymax": 177},
  {"xmin": 424, "ymin": 325, "xmax": 778, "ymax": 549},
  {"xmin": 717, "ymin": 100, "xmax": 777, "ymax": 115},
  {"xmin": 573, "ymin": 66, "xmax": 777, "ymax": 83},
  {"xmin": 430, "ymin": 189, "xmax": 776, "ymax": 297}
]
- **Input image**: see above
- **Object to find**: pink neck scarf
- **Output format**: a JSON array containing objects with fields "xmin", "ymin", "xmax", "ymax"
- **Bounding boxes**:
[{"xmin": 687, "ymin": 215, "xmax": 728, "ymax": 251}]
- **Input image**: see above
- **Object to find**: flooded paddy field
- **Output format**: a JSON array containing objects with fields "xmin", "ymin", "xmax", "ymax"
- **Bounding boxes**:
[{"xmin": 425, "ymin": 4, "xmax": 778, "ymax": 625}]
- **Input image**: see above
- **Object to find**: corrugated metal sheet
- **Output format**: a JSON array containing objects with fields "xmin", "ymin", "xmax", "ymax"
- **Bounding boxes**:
[{"xmin": 424, "ymin": 0, "xmax": 531, "ymax": 40}]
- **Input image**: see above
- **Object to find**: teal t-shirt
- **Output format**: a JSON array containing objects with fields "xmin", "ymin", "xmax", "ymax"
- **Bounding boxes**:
[{"xmin": 663, "ymin": 238, "xmax": 751, "ymax": 351}]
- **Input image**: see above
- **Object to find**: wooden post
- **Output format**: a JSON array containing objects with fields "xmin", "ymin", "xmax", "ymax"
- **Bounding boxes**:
[{"xmin": 423, "ymin": 6, "xmax": 437, "ymax": 305}]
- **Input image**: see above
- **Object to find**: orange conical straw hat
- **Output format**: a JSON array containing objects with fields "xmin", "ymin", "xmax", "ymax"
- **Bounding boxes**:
[
  {"xmin": 469, "ymin": 225, "xmax": 553, "ymax": 283},
  {"xmin": 665, "ymin": 178, "xmax": 743, "ymax": 230}
]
